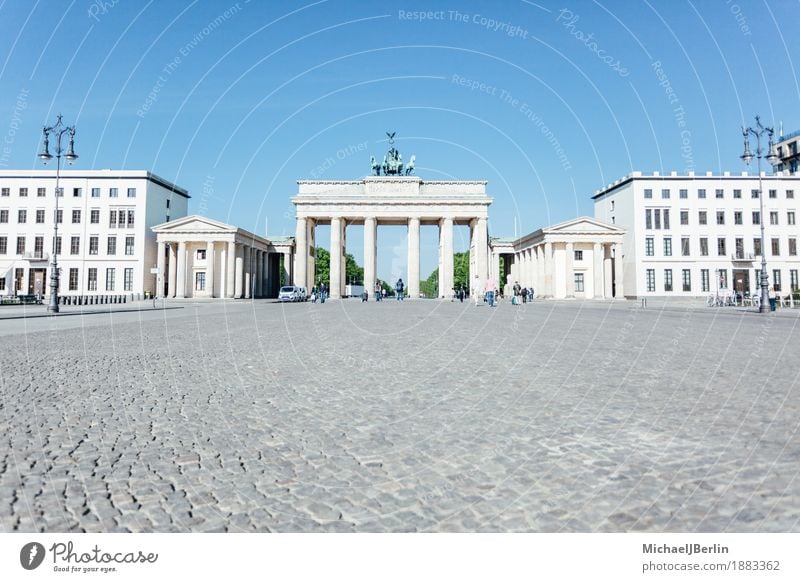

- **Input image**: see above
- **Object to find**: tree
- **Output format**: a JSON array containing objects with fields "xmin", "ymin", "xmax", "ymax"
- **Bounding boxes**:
[
  {"xmin": 421, "ymin": 251, "xmax": 470, "ymax": 297},
  {"xmin": 345, "ymin": 253, "xmax": 364, "ymax": 285},
  {"xmin": 313, "ymin": 247, "xmax": 330, "ymax": 288}
]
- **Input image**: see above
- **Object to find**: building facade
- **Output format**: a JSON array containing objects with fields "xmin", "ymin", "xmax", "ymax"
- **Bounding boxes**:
[
  {"xmin": 773, "ymin": 130, "xmax": 799, "ymax": 175},
  {"xmin": 593, "ymin": 171, "xmax": 800, "ymax": 298},
  {"xmin": 0, "ymin": 170, "xmax": 188, "ymax": 297}
]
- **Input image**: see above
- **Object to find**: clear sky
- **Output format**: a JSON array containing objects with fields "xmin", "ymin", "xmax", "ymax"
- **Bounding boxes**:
[{"xmin": 1, "ymin": 0, "xmax": 798, "ymax": 281}]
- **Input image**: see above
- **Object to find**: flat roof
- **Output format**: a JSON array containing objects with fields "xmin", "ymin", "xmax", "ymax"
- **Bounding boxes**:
[{"xmin": 0, "ymin": 169, "xmax": 190, "ymax": 198}]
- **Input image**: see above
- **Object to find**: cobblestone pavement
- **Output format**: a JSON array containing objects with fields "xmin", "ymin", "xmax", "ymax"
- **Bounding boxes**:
[{"xmin": 1, "ymin": 298, "xmax": 799, "ymax": 532}]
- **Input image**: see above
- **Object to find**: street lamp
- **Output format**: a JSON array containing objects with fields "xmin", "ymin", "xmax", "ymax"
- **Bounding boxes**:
[
  {"xmin": 740, "ymin": 115, "xmax": 777, "ymax": 313},
  {"xmin": 38, "ymin": 114, "xmax": 78, "ymax": 314}
]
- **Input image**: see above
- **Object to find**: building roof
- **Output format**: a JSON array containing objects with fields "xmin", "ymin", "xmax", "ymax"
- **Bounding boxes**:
[{"xmin": 0, "ymin": 169, "xmax": 190, "ymax": 198}]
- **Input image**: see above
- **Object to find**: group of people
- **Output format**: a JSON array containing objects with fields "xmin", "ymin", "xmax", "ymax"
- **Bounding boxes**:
[
  {"xmin": 310, "ymin": 282, "xmax": 327, "ymax": 303},
  {"xmin": 511, "ymin": 281, "xmax": 535, "ymax": 305},
  {"xmin": 471, "ymin": 275, "xmax": 499, "ymax": 307},
  {"xmin": 363, "ymin": 278, "xmax": 405, "ymax": 302}
]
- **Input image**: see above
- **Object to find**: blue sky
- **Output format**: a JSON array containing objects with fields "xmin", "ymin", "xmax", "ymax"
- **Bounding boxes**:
[{"xmin": 1, "ymin": 0, "xmax": 798, "ymax": 280}]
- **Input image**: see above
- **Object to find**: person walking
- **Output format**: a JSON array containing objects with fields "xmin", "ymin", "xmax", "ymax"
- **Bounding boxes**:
[
  {"xmin": 472, "ymin": 275, "xmax": 483, "ymax": 306},
  {"xmin": 485, "ymin": 276, "xmax": 497, "ymax": 307},
  {"xmin": 320, "ymin": 282, "xmax": 327, "ymax": 304},
  {"xmin": 769, "ymin": 286, "xmax": 777, "ymax": 311},
  {"xmin": 375, "ymin": 281, "xmax": 382, "ymax": 302},
  {"xmin": 395, "ymin": 278, "xmax": 404, "ymax": 300}
]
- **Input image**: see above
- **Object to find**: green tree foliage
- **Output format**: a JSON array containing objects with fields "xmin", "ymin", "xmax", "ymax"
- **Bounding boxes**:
[
  {"xmin": 421, "ymin": 251, "xmax": 470, "ymax": 297},
  {"xmin": 309, "ymin": 247, "xmax": 364, "ymax": 288}
]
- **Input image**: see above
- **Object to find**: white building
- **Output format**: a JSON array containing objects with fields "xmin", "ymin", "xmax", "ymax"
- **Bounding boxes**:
[
  {"xmin": 592, "ymin": 171, "xmax": 800, "ymax": 298},
  {"xmin": 773, "ymin": 130, "xmax": 799, "ymax": 175},
  {"xmin": 0, "ymin": 170, "xmax": 188, "ymax": 298}
]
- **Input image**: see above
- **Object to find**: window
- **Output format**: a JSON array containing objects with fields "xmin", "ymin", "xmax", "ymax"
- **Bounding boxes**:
[
  {"xmin": 755, "ymin": 269, "xmax": 762, "ymax": 288},
  {"xmin": 73, "ymin": 187, "xmax": 82, "ymax": 197},
  {"xmin": 788, "ymin": 211, "xmax": 796, "ymax": 225},
  {"xmin": 644, "ymin": 188, "xmax": 653, "ymax": 199},
  {"xmin": 107, "ymin": 236, "xmax": 116, "ymax": 255},
  {"xmin": 1, "ymin": 187, "xmax": 8, "ymax": 196},
  {"xmin": 701, "ymin": 269, "xmax": 710, "ymax": 292},
  {"xmin": 771, "ymin": 238, "xmax": 780, "ymax": 256},
  {"xmin": 69, "ymin": 268, "xmax": 79, "ymax": 291},
  {"xmin": 106, "ymin": 268, "xmax": 115, "ymax": 291},
  {"xmin": 89, "ymin": 236, "xmax": 99, "ymax": 255},
  {"xmin": 645, "ymin": 237, "xmax": 654, "ymax": 256},
  {"xmin": 791, "ymin": 270, "xmax": 799, "ymax": 292},
  {"xmin": 735, "ymin": 238, "xmax": 744, "ymax": 258},
  {"xmin": 788, "ymin": 190, "xmax": 795, "ymax": 199},
  {"xmin": 769, "ymin": 189, "xmax": 777, "ymax": 199},
  {"xmin": 733, "ymin": 189, "xmax": 742, "ymax": 199},
  {"xmin": 663, "ymin": 209, "xmax": 670, "ymax": 229},
  {"xmin": 90, "ymin": 209, "xmax": 100, "ymax": 224},
  {"xmin": 19, "ymin": 187, "xmax": 27, "ymax": 197},
  {"xmin": 734, "ymin": 211, "xmax": 742, "ymax": 225},
  {"xmin": 574, "ymin": 273, "xmax": 584, "ymax": 292},
  {"xmin": 197, "ymin": 249, "xmax": 207, "ymax": 260},
  {"xmin": 37, "ymin": 187, "xmax": 45, "ymax": 197},
  {"xmin": 91, "ymin": 188, "xmax": 100, "ymax": 198},
  {"xmin": 682, "ymin": 269, "xmax": 691, "ymax": 292},
  {"xmin": 56, "ymin": 209, "xmax": 62, "ymax": 224},
  {"xmin": 751, "ymin": 189, "xmax": 759, "ymax": 199},
  {"xmin": 72, "ymin": 209, "xmax": 81, "ymax": 224},
  {"xmin": 36, "ymin": 209, "xmax": 45, "ymax": 224},
  {"xmin": 127, "ymin": 188, "xmax": 136, "ymax": 198},
  {"xmin": 662, "ymin": 189, "xmax": 670, "ymax": 199},
  {"xmin": 646, "ymin": 269, "xmax": 655, "ymax": 292},
  {"xmin": 719, "ymin": 269, "xmax": 728, "ymax": 289},
  {"xmin": 574, "ymin": 250, "xmax": 583, "ymax": 261},
  {"xmin": 645, "ymin": 209, "xmax": 652, "ymax": 229},
  {"xmin": 681, "ymin": 237, "xmax": 690, "ymax": 256},
  {"xmin": 54, "ymin": 236, "xmax": 61, "ymax": 255},
  {"xmin": 70, "ymin": 236, "xmax": 80, "ymax": 255},
  {"xmin": 109, "ymin": 188, "xmax": 118, "ymax": 198},
  {"xmin": 754, "ymin": 238, "xmax": 762, "ymax": 256},
  {"xmin": 34, "ymin": 236, "xmax": 43, "ymax": 258},
  {"xmin": 790, "ymin": 238, "xmax": 797, "ymax": 256},
  {"xmin": 770, "ymin": 211, "xmax": 779, "ymax": 225},
  {"xmin": 109, "ymin": 210, "xmax": 117, "ymax": 228},
  {"xmin": 0, "ymin": 278, "xmax": 4, "ymax": 291},
  {"xmin": 0, "ymin": 236, "xmax": 6, "ymax": 254},
  {"xmin": 679, "ymin": 189, "xmax": 688, "ymax": 199},
  {"xmin": 195, "ymin": 272, "xmax": 206, "ymax": 291},
  {"xmin": 16, "ymin": 236, "xmax": 25, "ymax": 255},
  {"xmin": 166, "ymin": 199, "xmax": 171, "ymax": 209},
  {"xmin": 14, "ymin": 268, "xmax": 22, "ymax": 291},
  {"xmin": 752, "ymin": 211, "xmax": 760, "ymax": 225},
  {"xmin": 88, "ymin": 268, "xmax": 98, "ymax": 291},
  {"xmin": 699, "ymin": 211, "xmax": 707, "ymax": 225},
  {"xmin": 715, "ymin": 189, "xmax": 724, "ymax": 199},
  {"xmin": 127, "ymin": 210, "xmax": 135, "ymax": 228},
  {"xmin": 680, "ymin": 210, "xmax": 688, "ymax": 225},
  {"xmin": 717, "ymin": 237, "xmax": 726, "ymax": 256},
  {"xmin": 698, "ymin": 189, "xmax": 706, "ymax": 199},
  {"xmin": 716, "ymin": 211, "xmax": 725, "ymax": 225},
  {"xmin": 773, "ymin": 270, "xmax": 782, "ymax": 292},
  {"xmin": 18, "ymin": 209, "xmax": 26, "ymax": 223},
  {"xmin": 124, "ymin": 268, "xmax": 134, "ymax": 291},
  {"xmin": 125, "ymin": 236, "xmax": 134, "ymax": 256},
  {"xmin": 700, "ymin": 237, "xmax": 708, "ymax": 256},
  {"xmin": 654, "ymin": 209, "xmax": 662, "ymax": 230},
  {"xmin": 118, "ymin": 211, "xmax": 125, "ymax": 228},
  {"xmin": 0, "ymin": 209, "xmax": 7, "ymax": 223},
  {"xmin": 663, "ymin": 237, "xmax": 672, "ymax": 256},
  {"xmin": 664, "ymin": 269, "xmax": 673, "ymax": 292}
]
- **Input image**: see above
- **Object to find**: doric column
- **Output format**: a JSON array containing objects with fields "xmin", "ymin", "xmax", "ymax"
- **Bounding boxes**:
[
  {"xmin": 255, "ymin": 250, "xmax": 263, "ymax": 298},
  {"xmin": 156, "ymin": 241, "xmax": 166, "ymax": 297},
  {"xmin": 168, "ymin": 242, "xmax": 177, "ymax": 297},
  {"xmin": 408, "ymin": 217, "xmax": 420, "ymax": 299},
  {"xmin": 439, "ymin": 217, "xmax": 454, "ymax": 298},
  {"xmin": 294, "ymin": 217, "xmax": 307, "ymax": 289},
  {"xmin": 234, "ymin": 244, "xmax": 244, "ymax": 298},
  {"xmin": 244, "ymin": 245, "xmax": 252, "ymax": 299},
  {"xmin": 307, "ymin": 219, "xmax": 316, "ymax": 292},
  {"xmin": 364, "ymin": 216, "xmax": 376, "ymax": 298},
  {"xmin": 475, "ymin": 217, "xmax": 488, "ymax": 282},
  {"xmin": 593, "ymin": 243, "xmax": 604, "ymax": 299},
  {"xmin": 330, "ymin": 217, "xmax": 343, "ymax": 299},
  {"xmin": 544, "ymin": 241, "xmax": 553, "ymax": 298},
  {"xmin": 176, "ymin": 241, "xmax": 187, "ymax": 298},
  {"xmin": 282, "ymin": 250, "xmax": 291, "ymax": 287},
  {"xmin": 603, "ymin": 252, "xmax": 613, "ymax": 299},
  {"xmin": 206, "ymin": 240, "xmax": 215, "ymax": 297},
  {"xmin": 226, "ymin": 241, "xmax": 236, "ymax": 298},
  {"xmin": 565, "ymin": 242, "xmax": 574, "ymax": 298},
  {"xmin": 613, "ymin": 243, "xmax": 624, "ymax": 298},
  {"xmin": 340, "ymin": 222, "xmax": 347, "ymax": 296},
  {"xmin": 535, "ymin": 246, "xmax": 543, "ymax": 295}
]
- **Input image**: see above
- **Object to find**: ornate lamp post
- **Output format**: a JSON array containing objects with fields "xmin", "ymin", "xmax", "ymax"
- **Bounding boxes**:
[
  {"xmin": 38, "ymin": 115, "xmax": 78, "ymax": 313},
  {"xmin": 741, "ymin": 115, "xmax": 777, "ymax": 313}
]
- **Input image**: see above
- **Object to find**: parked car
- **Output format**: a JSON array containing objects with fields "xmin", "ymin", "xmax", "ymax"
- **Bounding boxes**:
[{"xmin": 278, "ymin": 285, "xmax": 302, "ymax": 302}]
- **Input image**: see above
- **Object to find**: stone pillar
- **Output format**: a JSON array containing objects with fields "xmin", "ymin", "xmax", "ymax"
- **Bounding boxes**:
[
  {"xmin": 408, "ymin": 217, "xmax": 420, "ymax": 299},
  {"xmin": 176, "ymin": 241, "xmax": 187, "ymax": 298},
  {"xmin": 156, "ymin": 241, "xmax": 166, "ymax": 297},
  {"xmin": 244, "ymin": 246, "xmax": 252, "ymax": 299},
  {"xmin": 603, "ymin": 248, "xmax": 613, "ymax": 299},
  {"xmin": 307, "ymin": 219, "xmax": 316, "ymax": 293},
  {"xmin": 613, "ymin": 243, "xmax": 624, "ymax": 299},
  {"xmin": 593, "ymin": 243, "xmax": 604, "ymax": 299},
  {"xmin": 364, "ymin": 216, "xmax": 376, "ymax": 298},
  {"xmin": 565, "ymin": 242, "xmax": 574, "ymax": 298},
  {"xmin": 330, "ymin": 216, "xmax": 343, "ymax": 299},
  {"xmin": 475, "ymin": 217, "xmax": 488, "ymax": 282},
  {"xmin": 281, "ymin": 250, "xmax": 291, "ymax": 287},
  {"xmin": 544, "ymin": 242, "xmax": 553, "ymax": 298},
  {"xmin": 294, "ymin": 217, "xmax": 307, "ymax": 290},
  {"xmin": 235, "ymin": 244, "xmax": 244, "ymax": 298},
  {"xmin": 206, "ymin": 241, "xmax": 215, "ymax": 297},
  {"xmin": 168, "ymin": 242, "xmax": 177, "ymax": 298},
  {"xmin": 261, "ymin": 251, "xmax": 268, "ymax": 297},
  {"xmin": 340, "ymin": 222, "xmax": 347, "ymax": 296},
  {"xmin": 255, "ymin": 250, "xmax": 263, "ymax": 298},
  {"xmin": 535, "ymin": 246, "xmax": 543, "ymax": 295},
  {"xmin": 439, "ymin": 217, "xmax": 454, "ymax": 298},
  {"xmin": 226, "ymin": 241, "xmax": 236, "ymax": 298}
]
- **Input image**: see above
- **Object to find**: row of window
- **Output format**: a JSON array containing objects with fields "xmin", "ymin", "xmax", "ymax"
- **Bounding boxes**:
[
  {"xmin": 2, "ymin": 267, "xmax": 135, "ymax": 292},
  {"xmin": 646, "ymin": 208, "xmax": 797, "ymax": 229},
  {"xmin": 0, "ymin": 186, "xmax": 137, "ymax": 198},
  {"xmin": 0, "ymin": 235, "xmax": 135, "ymax": 256},
  {"xmin": 645, "ymin": 236, "xmax": 797, "ymax": 257},
  {"xmin": 644, "ymin": 268, "xmax": 799, "ymax": 293},
  {"xmin": 0, "ymin": 208, "xmax": 135, "ymax": 227},
  {"xmin": 643, "ymin": 188, "xmax": 795, "ymax": 200}
]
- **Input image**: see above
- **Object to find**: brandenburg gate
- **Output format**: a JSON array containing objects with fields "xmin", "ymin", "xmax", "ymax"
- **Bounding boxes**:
[{"xmin": 291, "ymin": 136, "xmax": 492, "ymax": 299}]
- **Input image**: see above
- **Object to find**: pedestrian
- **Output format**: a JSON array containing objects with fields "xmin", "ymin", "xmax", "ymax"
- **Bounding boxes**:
[
  {"xmin": 395, "ymin": 278, "xmax": 404, "ymax": 300},
  {"xmin": 472, "ymin": 275, "xmax": 483, "ymax": 306},
  {"xmin": 320, "ymin": 282, "xmax": 327, "ymax": 304},
  {"xmin": 459, "ymin": 285, "xmax": 465, "ymax": 303},
  {"xmin": 375, "ymin": 280, "xmax": 382, "ymax": 302},
  {"xmin": 311, "ymin": 286, "xmax": 317, "ymax": 303},
  {"xmin": 382, "ymin": 288, "xmax": 387, "ymax": 300},
  {"xmin": 485, "ymin": 276, "xmax": 497, "ymax": 307},
  {"xmin": 769, "ymin": 286, "xmax": 777, "ymax": 311}
]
